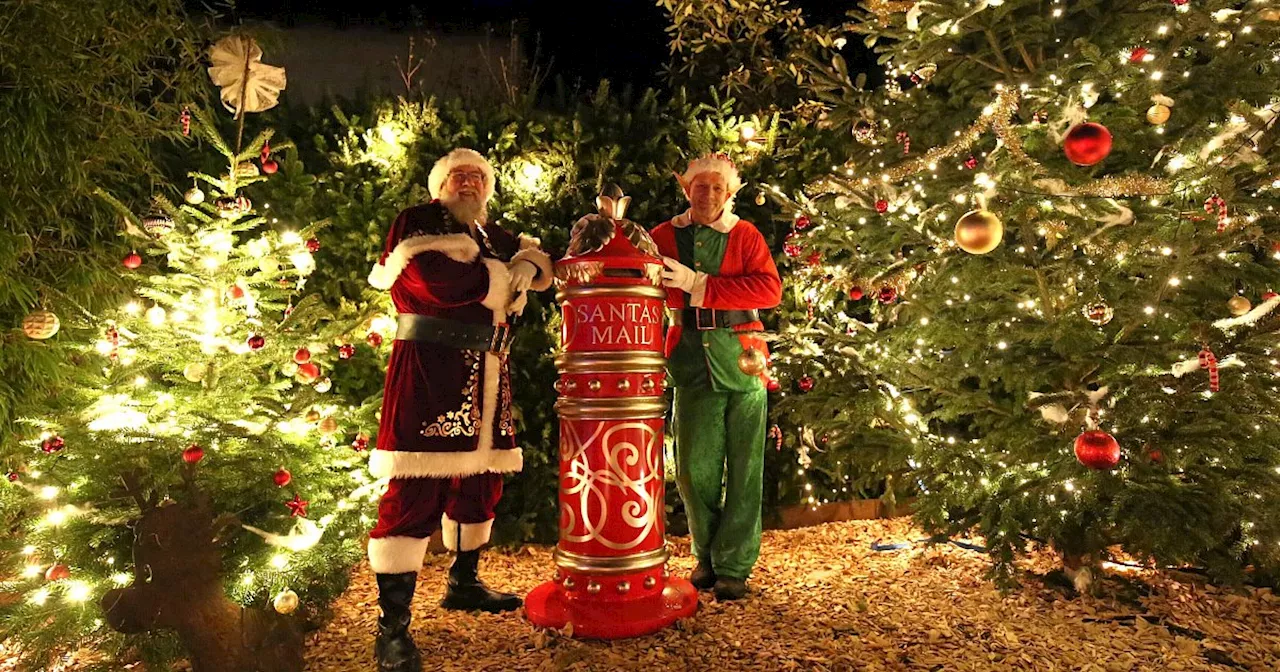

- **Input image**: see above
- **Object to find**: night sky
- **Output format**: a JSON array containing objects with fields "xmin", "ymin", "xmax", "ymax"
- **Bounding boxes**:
[{"xmin": 216, "ymin": 1, "xmax": 854, "ymax": 92}]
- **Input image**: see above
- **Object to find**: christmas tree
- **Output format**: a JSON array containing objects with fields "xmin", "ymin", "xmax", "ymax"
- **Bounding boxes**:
[
  {"xmin": 1, "ymin": 37, "xmax": 377, "ymax": 670},
  {"xmin": 773, "ymin": 1, "xmax": 1280, "ymax": 586}
]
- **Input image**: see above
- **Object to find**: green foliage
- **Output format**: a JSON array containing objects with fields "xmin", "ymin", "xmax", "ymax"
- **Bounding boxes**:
[
  {"xmin": 771, "ymin": 0, "xmax": 1280, "ymax": 584},
  {"xmin": 0, "ymin": 0, "xmax": 210, "ymax": 462}
]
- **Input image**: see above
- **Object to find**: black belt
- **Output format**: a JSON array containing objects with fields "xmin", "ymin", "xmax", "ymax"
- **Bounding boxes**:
[
  {"xmin": 395, "ymin": 314, "xmax": 514, "ymax": 353},
  {"xmin": 673, "ymin": 308, "xmax": 760, "ymax": 330}
]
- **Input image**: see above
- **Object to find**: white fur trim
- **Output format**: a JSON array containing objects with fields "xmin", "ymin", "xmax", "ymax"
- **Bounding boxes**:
[
  {"xmin": 428, "ymin": 148, "xmax": 495, "ymax": 203},
  {"xmin": 511, "ymin": 247, "xmax": 553, "ymax": 292},
  {"xmin": 671, "ymin": 209, "xmax": 739, "ymax": 233},
  {"xmin": 440, "ymin": 514, "xmax": 494, "ymax": 552},
  {"xmin": 368, "ymin": 445, "xmax": 523, "ymax": 479},
  {"xmin": 480, "ymin": 259, "xmax": 512, "ymax": 320},
  {"xmin": 681, "ymin": 155, "xmax": 742, "ymax": 194},
  {"xmin": 1213, "ymin": 295, "xmax": 1280, "ymax": 331},
  {"xmin": 368, "ymin": 233, "xmax": 479, "ymax": 290},
  {"xmin": 368, "ymin": 535, "xmax": 430, "ymax": 574},
  {"xmin": 689, "ymin": 272, "xmax": 710, "ymax": 307}
]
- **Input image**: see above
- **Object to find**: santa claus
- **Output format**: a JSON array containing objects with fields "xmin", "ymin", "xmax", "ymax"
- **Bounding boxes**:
[{"xmin": 365, "ymin": 148, "xmax": 553, "ymax": 671}]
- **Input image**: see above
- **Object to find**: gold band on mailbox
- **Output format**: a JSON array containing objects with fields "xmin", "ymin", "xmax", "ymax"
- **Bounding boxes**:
[
  {"xmin": 554, "ymin": 546, "xmax": 669, "ymax": 574},
  {"xmin": 556, "ymin": 285, "xmax": 667, "ymax": 302},
  {"xmin": 555, "ymin": 350, "xmax": 666, "ymax": 374},
  {"xmin": 555, "ymin": 397, "xmax": 667, "ymax": 419}
]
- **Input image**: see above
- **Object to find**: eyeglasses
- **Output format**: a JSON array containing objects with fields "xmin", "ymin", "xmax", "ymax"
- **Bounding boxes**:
[{"xmin": 447, "ymin": 170, "xmax": 487, "ymax": 186}]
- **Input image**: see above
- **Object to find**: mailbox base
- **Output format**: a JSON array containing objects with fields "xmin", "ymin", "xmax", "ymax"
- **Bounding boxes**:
[{"xmin": 525, "ymin": 574, "xmax": 697, "ymax": 639}]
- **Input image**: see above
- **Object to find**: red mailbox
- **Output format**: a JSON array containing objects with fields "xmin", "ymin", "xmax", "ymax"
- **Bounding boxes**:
[{"xmin": 525, "ymin": 188, "xmax": 697, "ymax": 638}]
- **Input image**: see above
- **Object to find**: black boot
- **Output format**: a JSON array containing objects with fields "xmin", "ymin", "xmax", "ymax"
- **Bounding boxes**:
[
  {"xmin": 713, "ymin": 576, "xmax": 748, "ymax": 601},
  {"xmin": 440, "ymin": 549, "xmax": 522, "ymax": 613},
  {"xmin": 690, "ymin": 560, "xmax": 716, "ymax": 591},
  {"xmin": 375, "ymin": 572, "xmax": 422, "ymax": 672}
]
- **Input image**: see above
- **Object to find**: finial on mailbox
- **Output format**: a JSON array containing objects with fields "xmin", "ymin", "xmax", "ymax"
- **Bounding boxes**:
[{"xmin": 595, "ymin": 184, "xmax": 631, "ymax": 221}]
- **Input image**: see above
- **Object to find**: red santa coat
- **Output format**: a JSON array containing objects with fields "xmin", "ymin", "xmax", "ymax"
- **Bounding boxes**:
[
  {"xmin": 649, "ymin": 212, "xmax": 782, "ymax": 378},
  {"xmin": 366, "ymin": 201, "xmax": 553, "ymax": 479}
]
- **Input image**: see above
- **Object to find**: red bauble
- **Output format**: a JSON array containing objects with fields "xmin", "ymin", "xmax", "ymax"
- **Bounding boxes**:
[
  {"xmin": 367, "ymin": 332, "xmax": 384, "ymax": 348},
  {"xmin": 45, "ymin": 564, "xmax": 70, "ymax": 582},
  {"xmin": 1128, "ymin": 47, "xmax": 1149, "ymax": 63},
  {"xmin": 247, "ymin": 334, "xmax": 266, "ymax": 350},
  {"xmin": 1148, "ymin": 447, "xmax": 1164, "ymax": 464},
  {"xmin": 293, "ymin": 348, "xmax": 312, "ymax": 364},
  {"xmin": 297, "ymin": 362, "xmax": 321, "ymax": 383},
  {"xmin": 338, "ymin": 343, "xmax": 356, "ymax": 360},
  {"xmin": 766, "ymin": 379, "xmax": 781, "ymax": 393},
  {"xmin": 229, "ymin": 285, "xmax": 245, "ymax": 299},
  {"xmin": 783, "ymin": 232, "xmax": 803, "ymax": 258},
  {"xmin": 123, "ymin": 252, "xmax": 143, "ymax": 269},
  {"xmin": 1073, "ymin": 430, "xmax": 1120, "ymax": 470},
  {"xmin": 878, "ymin": 286, "xmax": 898, "ymax": 304},
  {"xmin": 182, "ymin": 443, "xmax": 204, "ymax": 464},
  {"xmin": 305, "ymin": 237, "xmax": 321, "ymax": 253},
  {"xmin": 797, "ymin": 376, "xmax": 816, "ymax": 393},
  {"xmin": 6, "ymin": 472, "xmax": 18, "ymax": 482},
  {"xmin": 794, "ymin": 216, "xmax": 811, "ymax": 231},
  {"xmin": 964, "ymin": 155, "xmax": 978, "ymax": 169},
  {"xmin": 261, "ymin": 159, "xmax": 279, "ymax": 174},
  {"xmin": 351, "ymin": 433, "xmax": 370, "ymax": 452},
  {"xmin": 40, "ymin": 435, "xmax": 65, "ymax": 454},
  {"xmin": 1063, "ymin": 123, "xmax": 1113, "ymax": 167},
  {"xmin": 875, "ymin": 199, "xmax": 889, "ymax": 214},
  {"xmin": 848, "ymin": 286, "xmax": 864, "ymax": 301},
  {"xmin": 273, "ymin": 468, "xmax": 292, "ymax": 487},
  {"xmin": 805, "ymin": 251, "xmax": 822, "ymax": 267}
]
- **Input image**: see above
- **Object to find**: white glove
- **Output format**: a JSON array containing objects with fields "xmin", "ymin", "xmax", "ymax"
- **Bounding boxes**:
[
  {"xmin": 508, "ymin": 259, "xmax": 538, "ymax": 294},
  {"xmin": 661, "ymin": 257, "xmax": 697, "ymax": 293}
]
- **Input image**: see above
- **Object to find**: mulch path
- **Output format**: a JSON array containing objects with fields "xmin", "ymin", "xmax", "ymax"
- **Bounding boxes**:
[{"xmin": 306, "ymin": 518, "xmax": 1280, "ymax": 671}]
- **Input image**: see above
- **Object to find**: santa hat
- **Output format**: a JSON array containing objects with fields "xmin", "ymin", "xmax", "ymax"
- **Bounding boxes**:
[
  {"xmin": 428, "ymin": 148, "xmax": 496, "ymax": 202},
  {"xmin": 680, "ymin": 152, "xmax": 743, "ymax": 194}
]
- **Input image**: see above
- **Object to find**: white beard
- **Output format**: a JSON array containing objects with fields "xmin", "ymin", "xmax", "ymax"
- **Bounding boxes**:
[{"xmin": 442, "ymin": 195, "xmax": 487, "ymax": 227}]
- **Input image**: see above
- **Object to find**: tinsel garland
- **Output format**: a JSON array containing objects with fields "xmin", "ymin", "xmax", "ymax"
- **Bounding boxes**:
[{"xmin": 815, "ymin": 90, "xmax": 1175, "ymax": 199}]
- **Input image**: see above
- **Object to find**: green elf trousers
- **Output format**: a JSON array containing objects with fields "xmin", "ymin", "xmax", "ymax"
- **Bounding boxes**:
[{"xmin": 672, "ymin": 385, "xmax": 767, "ymax": 580}]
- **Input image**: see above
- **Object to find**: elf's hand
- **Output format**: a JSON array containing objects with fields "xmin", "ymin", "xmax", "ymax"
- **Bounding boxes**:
[
  {"xmin": 508, "ymin": 259, "xmax": 538, "ymax": 294},
  {"xmin": 661, "ymin": 257, "xmax": 696, "ymax": 293}
]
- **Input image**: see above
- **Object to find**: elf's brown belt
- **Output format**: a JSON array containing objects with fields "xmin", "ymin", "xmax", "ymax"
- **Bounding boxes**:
[
  {"xmin": 672, "ymin": 308, "xmax": 760, "ymax": 330},
  {"xmin": 395, "ymin": 314, "xmax": 514, "ymax": 353}
]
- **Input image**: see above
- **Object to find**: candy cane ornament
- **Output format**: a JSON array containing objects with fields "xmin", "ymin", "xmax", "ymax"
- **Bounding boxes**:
[{"xmin": 1192, "ymin": 345, "xmax": 1213, "ymax": 394}]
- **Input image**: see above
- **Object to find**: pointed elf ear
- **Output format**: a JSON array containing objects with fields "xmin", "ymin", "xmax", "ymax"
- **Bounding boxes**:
[{"xmin": 673, "ymin": 171, "xmax": 691, "ymax": 196}]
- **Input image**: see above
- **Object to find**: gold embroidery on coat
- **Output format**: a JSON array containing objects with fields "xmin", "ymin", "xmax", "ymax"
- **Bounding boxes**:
[
  {"xmin": 499, "ymin": 355, "xmax": 515, "ymax": 437},
  {"xmin": 422, "ymin": 350, "xmax": 482, "ymax": 438}
]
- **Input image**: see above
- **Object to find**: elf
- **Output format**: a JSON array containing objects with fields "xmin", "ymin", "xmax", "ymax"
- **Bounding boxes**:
[{"xmin": 649, "ymin": 153, "xmax": 782, "ymax": 600}]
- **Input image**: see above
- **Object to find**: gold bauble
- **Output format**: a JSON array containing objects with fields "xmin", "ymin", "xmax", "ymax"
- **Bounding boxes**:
[
  {"xmin": 737, "ymin": 347, "xmax": 767, "ymax": 376},
  {"xmin": 318, "ymin": 417, "xmax": 339, "ymax": 434},
  {"xmin": 953, "ymin": 210, "xmax": 1004, "ymax": 255},
  {"xmin": 22, "ymin": 310, "xmax": 60, "ymax": 340},
  {"xmin": 304, "ymin": 409, "xmax": 321, "ymax": 423},
  {"xmin": 1260, "ymin": 8, "xmax": 1280, "ymax": 21},
  {"xmin": 1146, "ymin": 104, "xmax": 1171, "ymax": 125},
  {"xmin": 1228, "ymin": 295, "xmax": 1252, "ymax": 316},
  {"xmin": 184, "ymin": 187, "xmax": 205, "ymax": 205},
  {"xmin": 183, "ymin": 362, "xmax": 209, "ymax": 382},
  {"xmin": 755, "ymin": 192, "xmax": 766, "ymax": 206},
  {"xmin": 272, "ymin": 589, "xmax": 299, "ymax": 614}
]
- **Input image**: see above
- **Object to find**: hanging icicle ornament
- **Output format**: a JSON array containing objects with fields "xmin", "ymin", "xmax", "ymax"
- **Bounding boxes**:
[
  {"xmin": 1198, "ymin": 347, "xmax": 1219, "ymax": 392},
  {"xmin": 1205, "ymin": 194, "xmax": 1228, "ymax": 232}
]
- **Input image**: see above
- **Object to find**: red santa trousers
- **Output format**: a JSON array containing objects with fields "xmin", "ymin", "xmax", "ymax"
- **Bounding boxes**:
[{"xmin": 367, "ymin": 473, "xmax": 504, "ymax": 574}]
